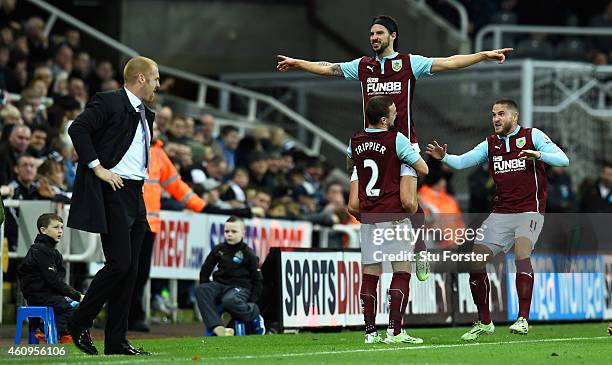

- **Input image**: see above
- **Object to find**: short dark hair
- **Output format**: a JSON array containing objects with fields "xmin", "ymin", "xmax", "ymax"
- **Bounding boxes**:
[
  {"xmin": 16, "ymin": 153, "xmax": 35, "ymax": 165},
  {"xmin": 365, "ymin": 96, "xmax": 394, "ymax": 126},
  {"xmin": 37, "ymin": 213, "xmax": 63, "ymax": 232},
  {"xmin": 494, "ymin": 99, "xmax": 519, "ymax": 113},
  {"xmin": 225, "ymin": 216, "xmax": 244, "ymax": 225},
  {"xmin": 31, "ymin": 124, "xmax": 48, "ymax": 135},
  {"xmin": 220, "ymin": 125, "xmax": 238, "ymax": 137}
]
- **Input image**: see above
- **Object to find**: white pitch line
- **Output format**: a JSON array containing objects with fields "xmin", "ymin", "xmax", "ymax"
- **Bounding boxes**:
[{"xmin": 206, "ymin": 336, "xmax": 610, "ymax": 361}]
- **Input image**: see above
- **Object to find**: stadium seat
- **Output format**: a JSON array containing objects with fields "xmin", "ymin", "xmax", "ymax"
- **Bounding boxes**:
[
  {"xmin": 15, "ymin": 306, "xmax": 58, "ymax": 344},
  {"xmin": 203, "ymin": 305, "xmax": 246, "ymax": 336}
]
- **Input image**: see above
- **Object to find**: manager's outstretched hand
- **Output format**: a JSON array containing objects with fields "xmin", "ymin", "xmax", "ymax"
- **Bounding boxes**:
[
  {"xmin": 93, "ymin": 165, "xmax": 124, "ymax": 191},
  {"xmin": 426, "ymin": 140, "xmax": 448, "ymax": 160}
]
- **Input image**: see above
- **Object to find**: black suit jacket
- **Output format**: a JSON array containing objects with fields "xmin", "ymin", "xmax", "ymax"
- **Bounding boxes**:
[{"xmin": 67, "ymin": 88, "xmax": 154, "ymax": 233}]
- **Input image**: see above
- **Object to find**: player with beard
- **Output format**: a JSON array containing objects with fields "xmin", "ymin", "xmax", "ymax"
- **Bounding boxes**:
[
  {"xmin": 426, "ymin": 99, "xmax": 569, "ymax": 340},
  {"xmin": 278, "ymin": 15, "xmax": 512, "ymax": 281}
]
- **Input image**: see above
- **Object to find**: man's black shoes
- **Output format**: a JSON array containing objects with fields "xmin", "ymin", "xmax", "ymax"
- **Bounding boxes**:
[
  {"xmin": 69, "ymin": 325, "xmax": 98, "ymax": 355},
  {"xmin": 104, "ymin": 341, "xmax": 151, "ymax": 355}
]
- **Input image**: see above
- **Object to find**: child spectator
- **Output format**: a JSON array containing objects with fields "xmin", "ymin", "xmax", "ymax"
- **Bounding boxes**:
[
  {"xmin": 194, "ymin": 216, "xmax": 264, "ymax": 336},
  {"xmin": 17, "ymin": 213, "xmax": 83, "ymax": 343}
]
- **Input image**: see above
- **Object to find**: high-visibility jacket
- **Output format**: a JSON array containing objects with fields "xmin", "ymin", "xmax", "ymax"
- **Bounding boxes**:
[
  {"xmin": 144, "ymin": 140, "xmax": 205, "ymax": 233},
  {"xmin": 418, "ymin": 184, "xmax": 465, "ymax": 249}
]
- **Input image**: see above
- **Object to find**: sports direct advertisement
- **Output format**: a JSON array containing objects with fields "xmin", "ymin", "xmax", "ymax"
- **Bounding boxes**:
[
  {"xmin": 280, "ymin": 249, "xmax": 453, "ymax": 328},
  {"xmin": 276, "ymin": 250, "xmax": 611, "ymax": 329}
]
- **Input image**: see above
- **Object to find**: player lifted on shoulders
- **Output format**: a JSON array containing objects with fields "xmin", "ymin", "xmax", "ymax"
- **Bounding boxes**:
[
  {"xmin": 426, "ymin": 99, "xmax": 569, "ymax": 340},
  {"xmin": 278, "ymin": 15, "xmax": 512, "ymax": 280},
  {"xmin": 277, "ymin": 15, "xmax": 511, "ymax": 146},
  {"xmin": 348, "ymin": 96, "xmax": 428, "ymax": 344}
]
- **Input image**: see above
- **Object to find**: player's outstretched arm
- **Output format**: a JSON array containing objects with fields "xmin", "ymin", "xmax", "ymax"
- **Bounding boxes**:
[
  {"xmin": 277, "ymin": 55, "xmax": 344, "ymax": 77},
  {"xmin": 426, "ymin": 140, "xmax": 448, "ymax": 160},
  {"xmin": 431, "ymin": 48, "xmax": 513, "ymax": 73},
  {"xmin": 427, "ymin": 140, "xmax": 488, "ymax": 170}
]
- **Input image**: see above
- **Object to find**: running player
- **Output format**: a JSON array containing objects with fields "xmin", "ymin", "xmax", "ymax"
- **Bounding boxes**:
[
  {"xmin": 426, "ymin": 99, "xmax": 569, "ymax": 340},
  {"xmin": 278, "ymin": 15, "xmax": 512, "ymax": 279},
  {"xmin": 348, "ymin": 95, "xmax": 428, "ymax": 344}
]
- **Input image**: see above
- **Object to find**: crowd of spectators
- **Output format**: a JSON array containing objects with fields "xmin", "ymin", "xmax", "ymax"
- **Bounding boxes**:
[
  {"xmin": 428, "ymin": 0, "xmax": 612, "ymax": 65},
  {"xmin": 0, "ymin": 0, "xmax": 356, "ymax": 261}
]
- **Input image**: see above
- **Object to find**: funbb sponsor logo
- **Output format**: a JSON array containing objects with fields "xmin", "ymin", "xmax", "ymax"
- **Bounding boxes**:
[
  {"xmin": 493, "ymin": 158, "xmax": 526, "ymax": 174},
  {"xmin": 366, "ymin": 81, "xmax": 402, "ymax": 95}
]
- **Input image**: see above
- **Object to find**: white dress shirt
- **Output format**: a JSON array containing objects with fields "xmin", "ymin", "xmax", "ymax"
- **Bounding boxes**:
[{"xmin": 88, "ymin": 87, "xmax": 150, "ymax": 180}]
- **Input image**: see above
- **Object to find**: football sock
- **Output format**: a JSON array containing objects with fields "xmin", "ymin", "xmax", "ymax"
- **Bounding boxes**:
[
  {"xmin": 360, "ymin": 273, "xmax": 379, "ymax": 334},
  {"xmin": 469, "ymin": 271, "xmax": 492, "ymax": 324},
  {"xmin": 388, "ymin": 272, "xmax": 411, "ymax": 335},
  {"xmin": 515, "ymin": 258, "xmax": 534, "ymax": 320}
]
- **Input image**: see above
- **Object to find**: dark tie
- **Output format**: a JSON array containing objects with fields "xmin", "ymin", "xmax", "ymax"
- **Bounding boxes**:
[{"xmin": 137, "ymin": 103, "xmax": 150, "ymax": 170}]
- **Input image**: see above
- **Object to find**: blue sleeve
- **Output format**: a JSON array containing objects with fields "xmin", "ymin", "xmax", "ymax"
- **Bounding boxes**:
[
  {"xmin": 441, "ymin": 140, "xmax": 488, "ymax": 169},
  {"xmin": 532, "ymin": 128, "xmax": 569, "ymax": 167},
  {"xmin": 395, "ymin": 133, "xmax": 420, "ymax": 165},
  {"xmin": 346, "ymin": 138, "xmax": 352, "ymax": 158},
  {"xmin": 410, "ymin": 54, "xmax": 434, "ymax": 80},
  {"xmin": 339, "ymin": 58, "xmax": 361, "ymax": 81}
]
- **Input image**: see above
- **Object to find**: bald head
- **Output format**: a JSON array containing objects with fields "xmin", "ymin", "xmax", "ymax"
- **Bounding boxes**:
[
  {"xmin": 9, "ymin": 125, "xmax": 31, "ymax": 153},
  {"xmin": 123, "ymin": 56, "xmax": 157, "ymax": 84},
  {"xmin": 123, "ymin": 56, "xmax": 160, "ymax": 103}
]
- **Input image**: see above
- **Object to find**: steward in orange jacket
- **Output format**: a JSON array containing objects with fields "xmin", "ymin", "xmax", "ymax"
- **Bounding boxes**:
[{"xmin": 144, "ymin": 140, "xmax": 205, "ymax": 232}]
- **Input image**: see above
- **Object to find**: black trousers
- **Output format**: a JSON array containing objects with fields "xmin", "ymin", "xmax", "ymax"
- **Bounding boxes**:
[
  {"xmin": 129, "ymin": 230, "xmax": 155, "ymax": 323},
  {"xmin": 29, "ymin": 295, "xmax": 75, "ymax": 336},
  {"xmin": 70, "ymin": 179, "xmax": 148, "ymax": 346}
]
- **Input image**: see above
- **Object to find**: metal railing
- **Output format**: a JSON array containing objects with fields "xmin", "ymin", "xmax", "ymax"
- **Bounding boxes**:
[
  {"xmin": 475, "ymin": 24, "xmax": 612, "ymax": 52},
  {"xmin": 410, "ymin": 0, "xmax": 469, "ymax": 50},
  {"xmin": 25, "ymin": 0, "xmax": 347, "ymax": 157}
]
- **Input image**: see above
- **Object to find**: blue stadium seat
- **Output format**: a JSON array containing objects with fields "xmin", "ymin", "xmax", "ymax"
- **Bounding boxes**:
[{"xmin": 15, "ymin": 306, "xmax": 58, "ymax": 344}]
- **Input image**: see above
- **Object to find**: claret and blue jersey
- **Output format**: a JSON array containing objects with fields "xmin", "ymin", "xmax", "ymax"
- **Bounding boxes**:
[
  {"xmin": 339, "ymin": 53, "xmax": 434, "ymax": 144},
  {"xmin": 442, "ymin": 126, "xmax": 569, "ymax": 213}
]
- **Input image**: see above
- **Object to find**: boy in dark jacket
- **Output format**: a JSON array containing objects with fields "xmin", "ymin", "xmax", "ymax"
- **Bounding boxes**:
[
  {"xmin": 194, "ymin": 216, "xmax": 264, "ymax": 336},
  {"xmin": 18, "ymin": 213, "xmax": 83, "ymax": 343}
]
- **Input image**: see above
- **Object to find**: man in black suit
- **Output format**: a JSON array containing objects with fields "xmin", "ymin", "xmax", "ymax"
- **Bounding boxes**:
[{"xmin": 67, "ymin": 56, "xmax": 159, "ymax": 356}]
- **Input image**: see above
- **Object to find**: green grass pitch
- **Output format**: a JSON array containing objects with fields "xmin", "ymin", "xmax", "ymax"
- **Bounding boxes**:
[{"xmin": 1, "ymin": 323, "xmax": 610, "ymax": 364}]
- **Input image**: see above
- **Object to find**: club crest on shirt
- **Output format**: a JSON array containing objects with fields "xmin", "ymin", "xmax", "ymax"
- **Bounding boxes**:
[
  {"xmin": 516, "ymin": 137, "xmax": 526, "ymax": 148},
  {"xmin": 391, "ymin": 59, "xmax": 402, "ymax": 72}
]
